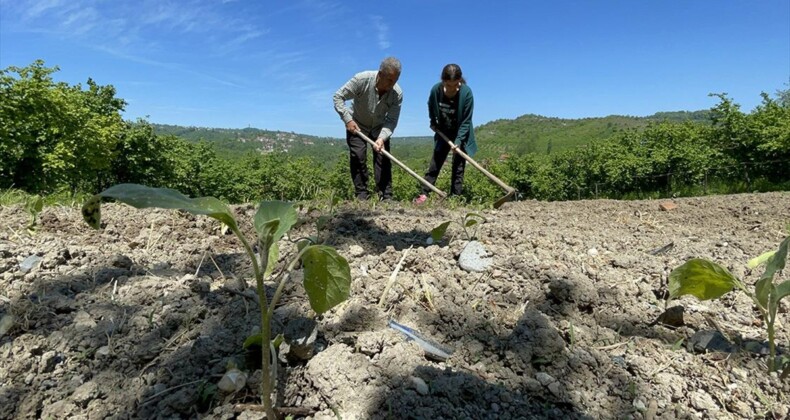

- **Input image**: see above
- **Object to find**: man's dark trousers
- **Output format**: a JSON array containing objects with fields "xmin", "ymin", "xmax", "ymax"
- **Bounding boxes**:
[{"xmin": 346, "ymin": 129, "xmax": 392, "ymax": 200}]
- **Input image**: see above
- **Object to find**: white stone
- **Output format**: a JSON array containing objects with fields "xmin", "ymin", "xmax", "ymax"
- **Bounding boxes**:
[
  {"xmin": 409, "ymin": 376, "xmax": 429, "ymax": 395},
  {"xmin": 458, "ymin": 241, "xmax": 492, "ymax": 272}
]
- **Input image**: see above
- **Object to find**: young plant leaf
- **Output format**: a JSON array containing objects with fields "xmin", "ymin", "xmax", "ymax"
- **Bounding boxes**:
[
  {"xmin": 755, "ymin": 276, "xmax": 772, "ymax": 309},
  {"xmin": 81, "ymin": 183, "xmax": 239, "ymax": 231},
  {"xmin": 748, "ymin": 250, "xmax": 776, "ymax": 269},
  {"xmin": 82, "ymin": 194, "xmax": 102, "ymax": 229},
  {"xmin": 755, "ymin": 236, "xmax": 790, "ymax": 307},
  {"xmin": 774, "ymin": 281, "xmax": 790, "ymax": 303},
  {"xmin": 243, "ymin": 333, "xmax": 263, "ymax": 349},
  {"xmin": 254, "ymin": 201, "xmax": 297, "ymax": 242},
  {"xmin": 761, "ymin": 236, "xmax": 790, "ymax": 282},
  {"xmin": 26, "ymin": 194, "xmax": 43, "ymax": 215},
  {"xmin": 301, "ymin": 245, "xmax": 351, "ymax": 314},
  {"xmin": 668, "ymin": 258, "xmax": 739, "ymax": 301},
  {"xmin": 464, "ymin": 212, "xmax": 484, "ymax": 227},
  {"xmin": 265, "ymin": 243, "xmax": 279, "ymax": 278},
  {"xmin": 431, "ymin": 221, "xmax": 452, "ymax": 243}
]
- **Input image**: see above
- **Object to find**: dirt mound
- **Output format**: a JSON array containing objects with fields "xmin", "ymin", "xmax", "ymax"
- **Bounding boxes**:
[{"xmin": 1, "ymin": 192, "xmax": 789, "ymax": 419}]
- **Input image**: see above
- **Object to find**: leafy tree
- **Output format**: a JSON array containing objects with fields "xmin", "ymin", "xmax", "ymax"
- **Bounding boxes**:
[{"xmin": 0, "ymin": 60, "xmax": 125, "ymax": 193}]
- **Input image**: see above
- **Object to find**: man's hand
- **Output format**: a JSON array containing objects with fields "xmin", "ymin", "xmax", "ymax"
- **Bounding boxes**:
[
  {"xmin": 346, "ymin": 121, "xmax": 359, "ymax": 133},
  {"xmin": 374, "ymin": 138, "xmax": 385, "ymax": 153}
]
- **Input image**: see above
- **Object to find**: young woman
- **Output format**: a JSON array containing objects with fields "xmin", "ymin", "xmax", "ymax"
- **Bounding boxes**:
[{"xmin": 414, "ymin": 63, "xmax": 477, "ymax": 204}]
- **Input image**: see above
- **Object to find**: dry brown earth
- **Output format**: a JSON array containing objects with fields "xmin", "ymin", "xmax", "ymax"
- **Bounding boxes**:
[{"xmin": 1, "ymin": 192, "xmax": 789, "ymax": 419}]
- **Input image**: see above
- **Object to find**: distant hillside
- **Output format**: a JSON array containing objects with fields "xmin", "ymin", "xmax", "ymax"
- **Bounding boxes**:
[
  {"xmin": 152, "ymin": 124, "xmax": 346, "ymax": 161},
  {"xmin": 475, "ymin": 110, "xmax": 711, "ymax": 156},
  {"xmin": 152, "ymin": 110, "xmax": 711, "ymax": 164}
]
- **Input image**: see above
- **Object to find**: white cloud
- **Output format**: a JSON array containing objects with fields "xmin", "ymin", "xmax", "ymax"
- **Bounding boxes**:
[
  {"xmin": 372, "ymin": 15, "xmax": 390, "ymax": 50},
  {"xmin": 24, "ymin": 0, "xmax": 68, "ymax": 19},
  {"xmin": 62, "ymin": 7, "xmax": 99, "ymax": 35}
]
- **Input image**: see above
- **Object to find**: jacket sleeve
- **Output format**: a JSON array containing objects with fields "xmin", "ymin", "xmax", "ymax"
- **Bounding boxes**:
[
  {"xmin": 455, "ymin": 86, "xmax": 474, "ymax": 146},
  {"xmin": 427, "ymin": 85, "xmax": 438, "ymax": 127},
  {"xmin": 333, "ymin": 74, "xmax": 361, "ymax": 124}
]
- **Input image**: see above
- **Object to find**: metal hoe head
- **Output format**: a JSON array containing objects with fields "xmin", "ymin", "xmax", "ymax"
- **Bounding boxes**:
[{"xmin": 493, "ymin": 189, "xmax": 517, "ymax": 209}]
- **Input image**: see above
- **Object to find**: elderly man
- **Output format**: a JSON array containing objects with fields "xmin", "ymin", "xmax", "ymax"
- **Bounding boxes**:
[{"xmin": 333, "ymin": 57, "xmax": 403, "ymax": 201}]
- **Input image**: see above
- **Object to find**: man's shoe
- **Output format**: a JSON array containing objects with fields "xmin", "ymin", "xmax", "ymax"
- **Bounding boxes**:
[{"xmin": 413, "ymin": 194, "xmax": 428, "ymax": 205}]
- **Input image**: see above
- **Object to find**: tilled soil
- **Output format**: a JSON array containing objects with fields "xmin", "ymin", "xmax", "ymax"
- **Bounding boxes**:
[{"xmin": 1, "ymin": 192, "xmax": 789, "ymax": 419}]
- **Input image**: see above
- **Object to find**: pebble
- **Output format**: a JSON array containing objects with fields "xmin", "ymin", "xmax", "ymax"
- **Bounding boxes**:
[
  {"xmin": 633, "ymin": 398, "xmax": 646, "ymax": 411},
  {"xmin": 547, "ymin": 382, "xmax": 562, "ymax": 397},
  {"xmin": 535, "ymin": 372, "xmax": 555, "ymax": 386},
  {"xmin": 410, "ymin": 376, "xmax": 429, "ymax": 395},
  {"xmin": 348, "ymin": 245, "xmax": 364, "ymax": 257},
  {"xmin": 690, "ymin": 390, "xmax": 718, "ymax": 412},
  {"xmin": 730, "ymin": 367, "xmax": 747, "ymax": 381}
]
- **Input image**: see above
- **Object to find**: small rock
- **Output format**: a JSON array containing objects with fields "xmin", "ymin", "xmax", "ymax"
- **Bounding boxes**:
[
  {"xmin": 650, "ymin": 305, "xmax": 685, "ymax": 327},
  {"xmin": 547, "ymin": 382, "xmax": 562, "ymax": 397},
  {"xmin": 535, "ymin": 372, "xmax": 555, "ymax": 386},
  {"xmin": 633, "ymin": 398, "xmax": 646, "ymax": 411},
  {"xmin": 284, "ymin": 317, "xmax": 318, "ymax": 361},
  {"xmin": 19, "ymin": 255, "xmax": 43, "ymax": 273},
  {"xmin": 689, "ymin": 330, "xmax": 734, "ymax": 353},
  {"xmin": 73, "ymin": 311, "xmax": 97, "ymax": 330},
  {"xmin": 690, "ymin": 390, "xmax": 718, "ymax": 412},
  {"xmin": 218, "ymin": 368, "xmax": 247, "ymax": 393},
  {"xmin": 348, "ymin": 245, "xmax": 365, "ymax": 257},
  {"xmin": 458, "ymin": 241, "xmax": 492, "ymax": 272},
  {"xmin": 110, "ymin": 254, "xmax": 133, "ymax": 269},
  {"xmin": 0, "ymin": 314, "xmax": 14, "ymax": 338},
  {"xmin": 410, "ymin": 376, "xmax": 429, "ymax": 395},
  {"xmin": 39, "ymin": 351, "xmax": 61, "ymax": 373},
  {"xmin": 772, "ymin": 403, "xmax": 788, "ymax": 419},
  {"xmin": 41, "ymin": 400, "xmax": 76, "ymax": 419},
  {"xmin": 730, "ymin": 400, "xmax": 751, "ymax": 417},
  {"xmin": 659, "ymin": 202, "xmax": 677, "ymax": 211},
  {"xmin": 524, "ymin": 377, "xmax": 542, "ymax": 393},
  {"xmin": 71, "ymin": 381, "xmax": 99, "ymax": 406},
  {"xmin": 730, "ymin": 367, "xmax": 747, "ymax": 381},
  {"xmin": 587, "ymin": 248, "xmax": 599, "ymax": 257},
  {"xmin": 611, "ymin": 356, "xmax": 626, "ymax": 367}
]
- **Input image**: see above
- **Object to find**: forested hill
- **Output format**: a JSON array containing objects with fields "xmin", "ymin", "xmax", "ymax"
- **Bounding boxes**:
[
  {"xmin": 475, "ymin": 110, "xmax": 711, "ymax": 156},
  {"xmin": 154, "ymin": 110, "xmax": 710, "ymax": 162},
  {"xmin": 151, "ymin": 124, "xmax": 346, "ymax": 159}
]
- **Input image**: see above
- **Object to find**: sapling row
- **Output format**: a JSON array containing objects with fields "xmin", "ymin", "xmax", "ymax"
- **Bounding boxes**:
[{"xmin": 82, "ymin": 184, "xmax": 351, "ymax": 419}]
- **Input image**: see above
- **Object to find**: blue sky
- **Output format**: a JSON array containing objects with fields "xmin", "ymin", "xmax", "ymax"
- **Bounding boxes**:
[{"xmin": 1, "ymin": 0, "xmax": 788, "ymax": 138}]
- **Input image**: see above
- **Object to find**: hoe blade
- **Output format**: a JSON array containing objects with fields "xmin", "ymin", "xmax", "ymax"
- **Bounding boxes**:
[{"xmin": 493, "ymin": 189, "xmax": 516, "ymax": 209}]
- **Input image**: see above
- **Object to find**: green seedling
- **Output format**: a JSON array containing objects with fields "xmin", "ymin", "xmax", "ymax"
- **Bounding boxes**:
[
  {"xmin": 81, "ymin": 184, "xmax": 351, "ymax": 419},
  {"xmin": 430, "ymin": 212, "xmax": 486, "ymax": 244},
  {"xmin": 25, "ymin": 194, "xmax": 43, "ymax": 233},
  {"xmin": 668, "ymin": 235, "xmax": 789, "ymax": 374}
]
